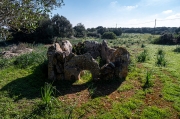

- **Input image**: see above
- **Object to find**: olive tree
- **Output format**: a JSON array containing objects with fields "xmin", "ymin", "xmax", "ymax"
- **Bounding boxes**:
[
  {"xmin": 51, "ymin": 14, "xmax": 74, "ymax": 38},
  {"xmin": 0, "ymin": 0, "xmax": 64, "ymax": 33},
  {"xmin": 73, "ymin": 23, "xmax": 86, "ymax": 38}
]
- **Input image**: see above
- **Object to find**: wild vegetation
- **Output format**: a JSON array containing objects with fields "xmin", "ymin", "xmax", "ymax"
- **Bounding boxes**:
[
  {"xmin": 0, "ymin": 1, "xmax": 180, "ymax": 118},
  {"xmin": 0, "ymin": 33, "xmax": 180, "ymax": 118}
]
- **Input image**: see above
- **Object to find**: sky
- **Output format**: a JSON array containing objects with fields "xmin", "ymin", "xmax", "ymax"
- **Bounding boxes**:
[{"xmin": 52, "ymin": 0, "xmax": 180, "ymax": 28}]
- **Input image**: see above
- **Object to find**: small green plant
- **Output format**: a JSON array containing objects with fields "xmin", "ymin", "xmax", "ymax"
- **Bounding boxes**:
[
  {"xmin": 41, "ymin": 82, "xmax": 55, "ymax": 108},
  {"xmin": 0, "ymin": 58, "xmax": 13, "ymax": 69},
  {"xmin": 96, "ymin": 56, "xmax": 106, "ymax": 67},
  {"xmin": 141, "ymin": 44, "xmax": 145, "ymax": 48},
  {"xmin": 143, "ymin": 70, "xmax": 153, "ymax": 89},
  {"xmin": 88, "ymin": 83, "xmax": 97, "ymax": 97},
  {"xmin": 137, "ymin": 49, "xmax": 148, "ymax": 62},
  {"xmin": 156, "ymin": 49, "xmax": 167, "ymax": 67},
  {"xmin": 174, "ymin": 45, "xmax": 180, "ymax": 53},
  {"xmin": 14, "ymin": 51, "xmax": 46, "ymax": 68}
]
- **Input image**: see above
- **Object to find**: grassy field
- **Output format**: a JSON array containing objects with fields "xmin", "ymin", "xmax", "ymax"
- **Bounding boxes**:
[{"xmin": 0, "ymin": 33, "xmax": 180, "ymax": 119}]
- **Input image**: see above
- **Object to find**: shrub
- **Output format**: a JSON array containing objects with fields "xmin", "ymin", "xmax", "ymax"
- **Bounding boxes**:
[
  {"xmin": 174, "ymin": 45, "xmax": 180, "ymax": 53},
  {"xmin": 102, "ymin": 32, "xmax": 117, "ymax": 39},
  {"xmin": 0, "ymin": 58, "xmax": 13, "ymax": 69},
  {"xmin": 152, "ymin": 33, "xmax": 176, "ymax": 45},
  {"xmin": 87, "ymin": 32, "xmax": 101, "ymax": 38},
  {"xmin": 156, "ymin": 49, "xmax": 167, "ymax": 67},
  {"xmin": 141, "ymin": 44, "xmax": 145, "ymax": 48},
  {"xmin": 143, "ymin": 70, "xmax": 153, "ymax": 89},
  {"xmin": 137, "ymin": 49, "xmax": 148, "ymax": 62},
  {"xmin": 14, "ymin": 51, "xmax": 46, "ymax": 68}
]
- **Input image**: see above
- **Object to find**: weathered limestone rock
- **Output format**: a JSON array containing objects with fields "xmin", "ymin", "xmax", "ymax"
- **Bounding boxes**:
[
  {"xmin": 47, "ymin": 45, "xmax": 56, "ymax": 80},
  {"xmin": 100, "ymin": 40, "xmax": 116, "ymax": 63},
  {"xmin": 47, "ymin": 39, "xmax": 130, "ymax": 81},
  {"xmin": 83, "ymin": 41, "xmax": 101, "ymax": 59},
  {"xmin": 47, "ymin": 41, "xmax": 73, "ymax": 80},
  {"xmin": 64, "ymin": 53, "xmax": 100, "ymax": 81},
  {"xmin": 59, "ymin": 40, "xmax": 72, "ymax": 56}
]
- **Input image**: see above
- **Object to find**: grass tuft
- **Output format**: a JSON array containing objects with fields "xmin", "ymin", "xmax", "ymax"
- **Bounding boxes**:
[
  {"xmin": 156, "ymin": 49, "xmax": 167, "ymax": 67},
  {"xmin": 41, "ymin": 82, "xmax": 55, "ymax": 108},
  {"xmin": 141, "ymin": 106, "xmax": 170, "ymax": 119},
  {"xmin": 137, "ymin": 49, "xmax": 148, "ymax": 62},
  {"xmin": 143, "ymin": 70, "xmax": 153, "ymax": 89}
]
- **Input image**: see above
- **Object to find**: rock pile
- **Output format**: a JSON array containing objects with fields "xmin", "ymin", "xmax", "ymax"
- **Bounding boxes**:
[{"xmin": 47, "ymin": 40, "xmax": 130, "ymax": 81}]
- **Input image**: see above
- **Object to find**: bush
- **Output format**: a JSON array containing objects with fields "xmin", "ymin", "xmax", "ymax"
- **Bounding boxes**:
[
  {"xmin": 102, "ymin": 32, "xmax": 117, "ymax": 39},
  {"xmin": 0, "ymin": 58, "xmax": 13, "ymax": 69},
  {"xmin": 174, "ymin": 45, "xmax": 180, "ymax": 53},
  {"xmin": 137, "ymin": 49, "xmax": 148, "ymax": 62},
  {"xmin": 152, "ymin": 33, "xmax": 176, "ymax": 45},
  {"xmin": 87, "ymin": 32, "xmax": 101, "ymax": 38},
  {"xmin": 156, "ymin": 49, "xmax": 167, "ymax": 67},
  {"xmin": 14, "ymin": 50, "xmax": 47, "ymax": 69}
]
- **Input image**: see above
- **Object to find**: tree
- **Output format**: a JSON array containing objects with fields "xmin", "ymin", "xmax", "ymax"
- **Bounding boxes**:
[
  {"xmin": 51, "ymin": 14, "xmax": 74, "ymax": 38},
  {"xmin": 74, "ymin": 23, "xmax": 86, "ymax": 38},
  {"xmin": 96, "ymin": 26, "xmax": 108, "ymax": 35},
  {"xmin": 109, "ymin": 28, "xmax": 122, "ymax": 36},
  {"xmin": 175, "ymin": 27, "xmax": 180, "ymax": 34},
  {"xmin": 0, "ymin": 0, "xmax": 64, "ymax": 33},
  {"xmin": 87, "ymin": 28, "xmax": 96, "ymax": 32},
  {"xmin": 11, "ymin": 14, "xmax": 54, "ymax": 43},
  {"xmin": 102, "ymin": 32, "xmax": 117, "ymax": 39}
]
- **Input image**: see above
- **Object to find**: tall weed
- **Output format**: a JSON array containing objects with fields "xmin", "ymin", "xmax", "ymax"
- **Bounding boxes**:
[
  {"xmin": 143, "ymin": 70, "xmax": 153, "ymax": 89},
  {"xmin": 13, "ymin": 51, "xmax": 46, "ymax": 68},
  {"xmin": 137, "ymin": 49, "xmax": 148, "ymax": 62},
  {"xmin": 41, "ymin": 82, "xmax": 55, "ymax": 108},
  {"xmin": 156, "ymin": 49, "xmax": 167, "ymax": 67}
]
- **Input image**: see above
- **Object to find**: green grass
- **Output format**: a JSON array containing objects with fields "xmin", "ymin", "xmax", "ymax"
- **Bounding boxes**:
[
  {"xmin": 141, "ymin": 106, "xmax": 170, "ymax": 119},
  {"xmin": 0, "ymin": 34, "xmax": 180, "ymax": 118},
  {"xmin": 117, "ymin": 82, "xmax": 133, "ymax": 92}
]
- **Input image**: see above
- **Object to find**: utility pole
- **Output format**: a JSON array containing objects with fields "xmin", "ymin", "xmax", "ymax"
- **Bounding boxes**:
[{"xmin": 154, "ymin": 19, "xmax": 156, "ymax": 35}]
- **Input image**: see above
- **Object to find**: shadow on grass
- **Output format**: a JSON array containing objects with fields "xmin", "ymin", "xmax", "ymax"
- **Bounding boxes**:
[
  {"xmin": 1, "ymin": 60, "xmax": 125, "ymax": 100},
  {"xmin": 54, "ymin": 78, "xmax": 125, "ymax": 99},
  {"xmin": 0, "ymin": 61, "xmax": 48, "ymax": 101},
  {"xmin": 89, "ymin": 78, "xmax": 125, "ymax": 98}
]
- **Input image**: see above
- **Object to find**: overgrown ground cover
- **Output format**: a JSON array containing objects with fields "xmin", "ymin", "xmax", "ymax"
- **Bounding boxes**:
[{"xmin": 0, "ymin": 33, "xmax": 180, "ymax": 118}]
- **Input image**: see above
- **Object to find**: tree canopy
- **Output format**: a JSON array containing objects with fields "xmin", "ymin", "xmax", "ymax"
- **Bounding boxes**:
[
  {"xmin": 52, "ymin": 14, "xmax": 74, "ymax": 38},
  {"xmin": 0, "ymin": 0, "xmax": 64, "ymax": 33},
  {"xmin": 74, "ymin": 23, "xmax": 86, "ymax": 38}
]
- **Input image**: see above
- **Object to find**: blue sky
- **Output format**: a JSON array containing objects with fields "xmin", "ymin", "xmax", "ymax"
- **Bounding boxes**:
[{"xmin": 52, "ymin": 0, "xmax": 180, "ymax": 28}]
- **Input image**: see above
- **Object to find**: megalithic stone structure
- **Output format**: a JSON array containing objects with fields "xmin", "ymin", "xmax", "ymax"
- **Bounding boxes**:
[{"xmin": 47, "ymin": 40, "xmax": 130, "ymax": 81}]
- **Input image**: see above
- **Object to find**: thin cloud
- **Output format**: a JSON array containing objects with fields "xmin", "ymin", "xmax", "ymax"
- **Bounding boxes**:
[
  {"xmin": 110, "ymin": 1, "xmax": 118, "ymax": 7},
  {"xmin": 138, "ymin": 0, "xmax": 172, "ymax": 7},
  {"xmin": 124, "ymin": 5, "xmax": 138, "ymax": 11},
  {"xmin": 166, "ymin": 13, "xmax": 180, "ymax": 19},
  {"xmin": 110, "ymin": 1, "xmax": 138, "ymax": 11},
  {"xmin": 162, "ymin": 10, "xmax": 173, "ymax": 14}
]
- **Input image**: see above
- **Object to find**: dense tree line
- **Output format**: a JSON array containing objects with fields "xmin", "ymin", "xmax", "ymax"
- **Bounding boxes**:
[
  {"xmin": 121, "ymin": 27, "xmax": 178, "ymax": 34},
  {"xmin": 11, "ymin": 14, "xmax": 75, "ymax": 43},
  {"xmin": 86, "ymin": 26, "xmax": 122, "ymax": 39}
]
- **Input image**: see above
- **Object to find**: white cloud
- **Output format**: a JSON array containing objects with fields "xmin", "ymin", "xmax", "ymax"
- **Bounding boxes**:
[
  {"xmin": 138, "ymin": 0, "xmax": 172, "ymax": 7},
  {"xmin": 110, "ymin": 1, "xmax": 118, "ymax": 8},
  {"xmin": 110, "ymin": 1, "xmax": 138, "ymax": 11},
  {"xmin": 162, "ymin": 10, "xmax": 173, "ymax": 14},
  {"xmin": 166, "ymin": 13, "xmax": 180, "ymax": 19},
  {"xmin": 124, "ymin": 5, "xmax": 138, "ymax": 11}
]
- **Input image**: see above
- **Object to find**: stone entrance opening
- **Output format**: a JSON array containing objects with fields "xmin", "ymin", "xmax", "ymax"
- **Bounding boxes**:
[{"xmin": 73, "ymin": 70, "xmax": 92, "ymax": 85}]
